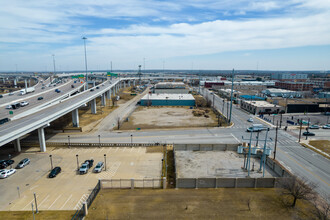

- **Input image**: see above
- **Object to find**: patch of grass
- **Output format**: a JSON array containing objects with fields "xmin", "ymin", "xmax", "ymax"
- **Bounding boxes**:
[
  {"xmin": 308, "ymin": 140, "xmax": 330, "ymax": 155},
  {"xmin": 86, "ymin": 188, "xmax": 315, "ymax": 220},
  {"xmin": 0, "ymin": 211, "xmax": 75, "ymax": 220}
]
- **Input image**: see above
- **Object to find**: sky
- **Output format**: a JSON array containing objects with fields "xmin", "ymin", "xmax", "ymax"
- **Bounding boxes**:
[{"xmin": 0, "ymin": 0, "xmax": 330, "ymax": 72}]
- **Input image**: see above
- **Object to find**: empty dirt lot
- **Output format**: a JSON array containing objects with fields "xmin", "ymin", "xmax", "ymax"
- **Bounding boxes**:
[
  {"xmin": 120, "ymin": 107, "xmax": 218, "ymax": 130},
  {"xmin": 1, "ymin": 146, "xmax": 162, "ymax": 211},
  {"xmin": 86, "ymin": 189, "xmax": 313, "ymax": 219}
]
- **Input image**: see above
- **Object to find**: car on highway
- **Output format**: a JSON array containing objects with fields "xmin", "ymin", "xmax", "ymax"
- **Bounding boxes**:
[
  {"xmin": 247, "ymin": 118, "xmax": 253, "ymax": 122},
  {"xmin": 322, "ymin": 124, "xmax": 330, "ymax": 129},
  {"xmin": 93, "ymin": 161, "xmax": 104, "ymax": 173},
  {"xmin": 96, "ymin": 86, "xmax": 100, "ymax": 89},
  {"xmin": 303, "ymin": 131, "xmax": 315, "ymax": 136},
  {"xmin": 308, "ymin": 125, "xmax": 319, "ymax": 129},
  {"xmin": 0, "ymin": 160, "xmax": 14, "ymax": 169},
  {"xmin": 16, "ymin": 158, "xmax": 30, "ymax": 169},
  {"xmin": 20, "ymin": 101, "xmax": 29, "ymax": 107},
  {"xmin": 0, "ymin": 169, "xmax": 16, "ymax": 178},
  {"xmin": 49, "ymin": 166, "xmax": 61, "ymax": 178},
  {"xmin": 5, "ymin": 105, "xmax": 12, "ymax": 109},
  {"xmin": 37, "ymin": 96, "xmax": 43, "ymax": 100},
  {"xmin": 41, "ymin": 86, "xmax": 45, "ymax": 89},
  {"xmin": 8, "ymin": 92, "xmax": 14, "ymax": 96},
  {"xmin": 90, "ymin": 89, "xmax": 94, "ymax": 92},
  {"xmin": 0, "ymin": 95, "xmax": 3, "ymax": 98},
  {"xmin": 71, "ymin": 85, "xmax": 75, "ymax": 88}
]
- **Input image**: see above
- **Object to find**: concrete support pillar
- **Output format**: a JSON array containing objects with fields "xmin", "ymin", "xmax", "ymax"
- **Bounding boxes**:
[
  {"xmin": 112, "ymin": 87, "xmax": 116, "ymax": 96},
  {"xmin": 106, "ymin": 90, "xmax": 111, "ymax": 99},
  {"xmin": 38, "ymin": 127, "xmax": 46, "ymax": 152},
  {"xmin": 133, "ymin": 80, "xmax": 136, "ymax": 86},
  {"xmin": 128, "ymin": 81, "xmax": 131, "ymax": 87},
  {"xmin": 25, "ymin": 79, "xmax": 28, "ymax": 90},
  {"xmin": 91, "ymin": 99, "xmax": 97, "ymax": 114},
  {"xmin": 72, "ymin": 109, "xmax": 79, "ymax": 127},
  {"xmin": 101, "ymin": 93, "xmax": 106, "ymax": 106},
  {"xmin": 124, "ymin": 81, "xmax": 126, "ymax": 88},
  {"xmin": 13, "ymin": 138, "xmax": 21, "ymax": 152},
  {"xmin": 93, "ymin": 81, "xmax": 96, "ymax": 87},
  {"xmin": 14, "ymin": 78, "xmax": 17, "ymax": 88}
]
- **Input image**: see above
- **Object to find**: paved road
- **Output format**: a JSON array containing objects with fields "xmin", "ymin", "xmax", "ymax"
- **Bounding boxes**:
[
  {"xmin": 43, "ymin": 88, "xmax": 330, "ymax": 198},
  {"xmin": 0, "ymin": 79, "xmax": 78, "ymax": 119}
]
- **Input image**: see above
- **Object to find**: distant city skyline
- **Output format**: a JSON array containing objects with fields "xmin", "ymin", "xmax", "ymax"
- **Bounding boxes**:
[{"xmin": 0, "ymin": 0, "xmax": 330, "ymax": 71}]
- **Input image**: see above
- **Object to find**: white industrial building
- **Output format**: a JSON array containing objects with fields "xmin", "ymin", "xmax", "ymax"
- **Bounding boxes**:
[
  {"xmin": 153, "ymin": 82, "xmax": 188, "ymax": 94},
  {"xmin": 262, "ymin": 88, "xmax": 301, "ymax": 98}
]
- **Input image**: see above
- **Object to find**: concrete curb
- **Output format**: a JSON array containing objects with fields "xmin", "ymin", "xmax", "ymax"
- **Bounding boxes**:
[{"xmin": 300, "ymin": 141, "xmax": 330, "ymax": 160}]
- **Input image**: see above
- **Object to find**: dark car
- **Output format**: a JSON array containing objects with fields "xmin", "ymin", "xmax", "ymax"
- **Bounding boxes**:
[
  {"xmin": 16, "ymin": 158, "xmax": 30, "ymax": 169},
  {"xmin": 71, "ymin": 85, "xmax": 75, "ymax": 88},
  {"xmin": 90, "ymin": 89, "xmax": 94, "ymax": 92},
  {"xmin": 0, "ymin": 95, "xmax": 3, "ymax": 98},
  {"xmin": 303, "ymin": 131, "xmax": 315, "ymax": 136},
  {"xmin": 96, "ymin": 86, "xmax": 100, "ymax": 89},
  {"xmin": 37, "ymin": 97, "xmax": 43, "ymax": 100},
  {"xmin": 0, "ymin": 160, "xmax": 14, "ymax": 168},
  {"xmin": 49, "ymin": 167, "xmax": 61, "ymax": 178}
]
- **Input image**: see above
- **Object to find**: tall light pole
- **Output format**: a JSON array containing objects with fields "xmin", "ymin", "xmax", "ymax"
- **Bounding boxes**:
[
  {"xmin": 52, "ymin": 54, "xmax": 56, "ymax": 74},
  {"xmin": 130, "ymin": 134, "xmax": 133, "ymax": 147},
  {"xmin": 104, "ymin": 154, "xmax": 107, "ymax": 171},
  {"xmin": 98, "ymin": 135, "xmax": 101, "ymax": 148},
  {"xmin": 82, "ymin": 37, "xmax": 89, "ymax": 89},
  {"xmin": 76, "ymin": 154, "xmax": 79, "ymax": 171},
  {"xmin": 229, "ymin": 68, "xmax": 234, "ymax": 123}
]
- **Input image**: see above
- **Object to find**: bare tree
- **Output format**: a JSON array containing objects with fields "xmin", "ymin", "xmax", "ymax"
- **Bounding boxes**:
[
  {"xmin": 111, "ymin": 96, "xmax": 117, "ymax": 106},
  {"xmin": 116, "ymin": 116, "xmax": 121, "ymax": 130},
  {"xmin": 278, "ymin": 176, "xmax": 317, "ymax": 208},
  {"xmin": 311, "ymin": 196, "xmax": 330, "ymax": 220}
]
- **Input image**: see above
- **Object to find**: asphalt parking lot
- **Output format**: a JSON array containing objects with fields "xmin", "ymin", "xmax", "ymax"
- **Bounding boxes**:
[{"xmin": 0, "ymin": 146, "xmax": 162, "ymax": 211}]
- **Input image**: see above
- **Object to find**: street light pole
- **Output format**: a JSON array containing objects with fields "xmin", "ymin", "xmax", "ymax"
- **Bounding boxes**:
[
  {"xmin": 68, "ymin": 135, "xmax": 70, "ymax": 147},
  {"xmin": 104, "ymin": 154, "xmax": 107, "ymax": 171},
  {"xmin": 229, "ymin": 68, "xmax": 234, "ymax": 123},
  {"xmin": 212, "ymin": 93, "xmax": 215, "ymax": 109},
  {"xmin": 34, "ymin": 192, "xmax": 38, "ymax": 213},
  {"xmin": 49, "ymin": 155, "xmax": 53, "ymax": 170},
  {"xmin": 98, "ymin": 135, "xmax": 101, "ymax": 148},
  {"xmin": 130, "ymin": 134, "xmax": 133, "ymax": 147},
  {"xmin": 298, "ymin": 119, "xmax": 303, "ymax": 142},
  {"xmin": 273, "ymin": 121, "xmax": 279, "ymax": 160},
  {"xmin": 82, "ymin": 37, "xmax": 89, "ymax": 89},
  {"xmin": 76, "ymin": 155, "xmax": 79, "ymax": 171}
]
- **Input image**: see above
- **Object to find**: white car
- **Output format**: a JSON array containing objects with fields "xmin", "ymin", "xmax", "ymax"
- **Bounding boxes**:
[
  {"xmin": 20, "ymin": 101, "xmax": 29, "ymax": 107},
  {"xmin": 247, "ymin": 118, "xmax": 254, "ymax": 122},
  {"xmin": 322, "ymin": 124, "xmax": 330, "ymax": 129},
  {"xmin": 5, "ymin": 105, "xmax": 12, "ymax": 109},
  {"xmin": 0, "ymin": 169, "xmax": 16, "ymax": 178}
]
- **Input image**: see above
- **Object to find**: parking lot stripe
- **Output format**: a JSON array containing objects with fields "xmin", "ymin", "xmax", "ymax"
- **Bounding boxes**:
[
  {"xmin": 107, "ymin": 148, "xmax": 111, "ymax": 153},
  {"xmin": 115, "ymin": 147, "xmax": 119, "ymax": 152},
  {"xmin": 29, "ymin": 185, "xmax": 39, "ymax": 191},
  {"xmin": 92, "ymin": 148, "xmax": 97, "ymax": 153},
  {"xmin": 38, "ymin": 195, "xmax": 50, "ymax": 207},
  {"xmin": 22, "ymin": 196, "xmax": 38, "ymax": 210},
  {"xmin": 123, "ymin": 148, "xmax": 126, "ymax": 152},
  {"xmin": 48, "ymin": 194, "xmax": 62, "ymax": 210},
  {"xmin": 60, "ymin": 194, "xmax": 72, "ymax": 210}
]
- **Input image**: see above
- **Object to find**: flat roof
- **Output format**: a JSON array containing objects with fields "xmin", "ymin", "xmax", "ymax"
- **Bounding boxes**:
[
  {"xmin": 141, "ymin": 93, "xmax": 195, "ymax": 101},
  {"xmin": 156, "ymin": 82, "xmax": 185, "ymax": 85},
  {"xmin": 265, "ymin": 88, "xmax": 296, "ymax": 93},
  {"xmin": 244, "ymin": 100, "xmax": 282, "ymax": 108}
]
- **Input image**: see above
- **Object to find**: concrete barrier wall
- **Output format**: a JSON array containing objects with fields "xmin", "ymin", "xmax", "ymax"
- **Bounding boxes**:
[
  {"xmin": 101, "ymin": 179, "xmax": 162, "ymax": 189},
  {"xmin": 174, "ymin": 144, "xmax": 239, "ymax": 151},
  {"xmin": 266, "ymin": 157, "xmax": 291, "ymax": 177},
  {"xmin": 177, "ymin": 177, "xmax": 277, "ymax": 188},
  {"xmin": 21, "ymin": 142, "xmax": 157, "ymax": 148}
]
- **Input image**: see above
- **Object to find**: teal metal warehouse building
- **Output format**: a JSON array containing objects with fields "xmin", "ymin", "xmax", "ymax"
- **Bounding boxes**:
[{"xmin": 140, "ymin": 93, "xmax": 195, "ymax": 106}]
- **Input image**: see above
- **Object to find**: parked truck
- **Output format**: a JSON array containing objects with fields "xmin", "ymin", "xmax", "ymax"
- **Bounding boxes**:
[{"xmin": 20, "ymin": 87, "xmax": 35, "ymax": 95}]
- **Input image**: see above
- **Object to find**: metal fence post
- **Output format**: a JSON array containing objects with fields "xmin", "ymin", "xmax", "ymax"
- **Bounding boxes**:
[{"xmin": 83, "ymin": 202, "xmax": 88, "ymax": 216}]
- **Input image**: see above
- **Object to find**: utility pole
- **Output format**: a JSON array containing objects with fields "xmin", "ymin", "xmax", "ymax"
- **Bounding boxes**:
[
  {"xmin": 279, "ymin": 113, "xmax": 283, "ymax": 128},
  {"xmin": 273, "ymin": 121, "xmax": 279, "ymax": 160},
  {"xmin": 229, "ymin": 69, "xmax": 234, "ymax": 123},
  {"xmin": 298, "ymin": 119, "xmax": 303, "ymax": 142},
  {"xmin": 212, "ymin": 93, "xmax": 215, "ymax": 109},
  {"xmin": 259, "ymin": 128, "xmax": 270, "ymax": 176}
]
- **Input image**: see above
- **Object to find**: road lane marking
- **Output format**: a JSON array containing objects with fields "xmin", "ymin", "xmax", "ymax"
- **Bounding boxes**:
[
  {"xmin": 60, "ymin": 194, "xmax": 73, "ymax": 210},
  {"xmin": 231, "ymin": 133, "xmax": 240, "ymax": 143},
  {"xmin": 48, "ymin": 194, "xmax": 62, "ymax": 210},
  {"xmin": 278, "ymin": 148, "xmax": 330, "ymax": 186},
  {"xmin": 29, "ymin": 185, "xmax": 39, "ymax": 191},
  {"xmin": 23, "ymin": 197, "xmax": 37, "ymax": 210}
]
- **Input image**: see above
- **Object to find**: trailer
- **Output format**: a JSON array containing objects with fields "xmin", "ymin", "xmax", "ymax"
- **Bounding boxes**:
[{"xmin": 20, "ymin": 87, "xmax": 35, "ymax": 95}]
